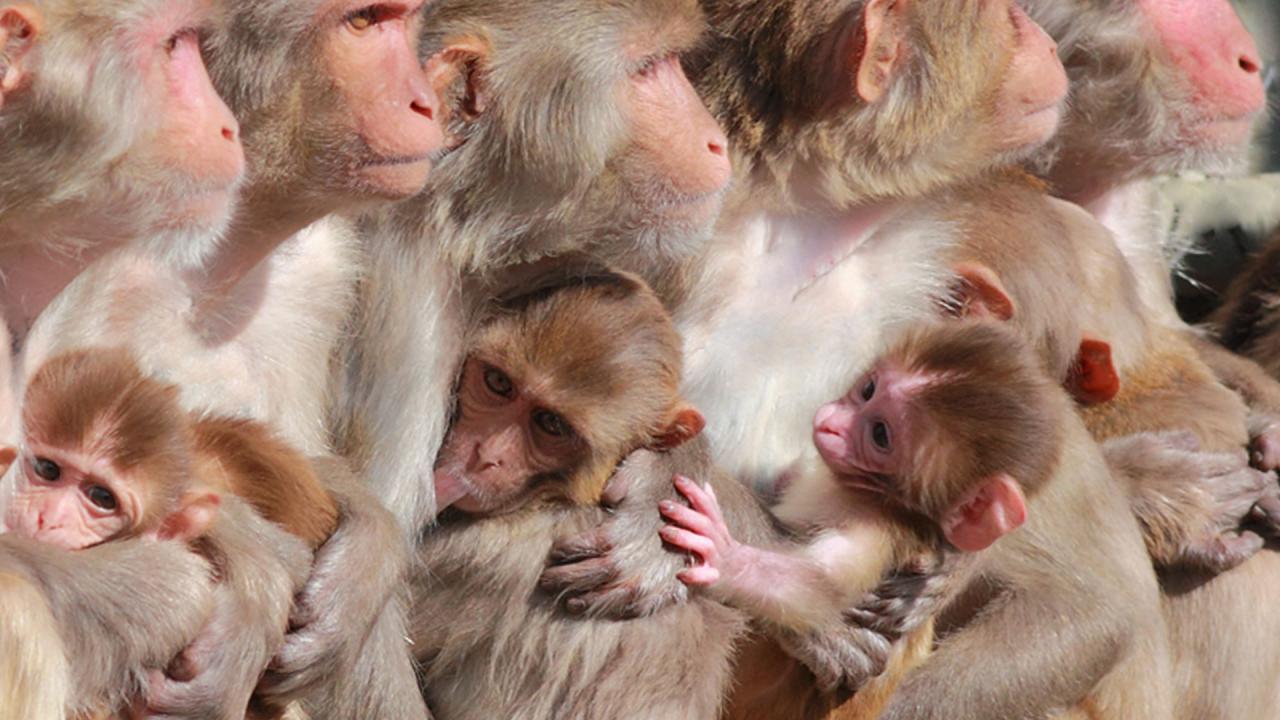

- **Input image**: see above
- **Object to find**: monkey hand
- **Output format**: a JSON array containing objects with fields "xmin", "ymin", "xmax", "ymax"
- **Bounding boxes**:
[
  {"xmin": 257, "ymin": 468, "xmax": 408, "ymax": 705},
  {"xmin": 844, "ymin": 550, "xmax": 962, "ymax": 639},
  {"xmin": 539, "ymin": 448, "xmax": 695, "ymax": 620},
  {"xmin": 772, "ymin": 622, "xmax": 893, "ymax": 694},
  {"xmin": 1247, "ymin": 413, "xmax": 1280, "ymax": 472},
  {"xmin": 659, "ymin": 474, "xmax": 743, "ymax": 588},
  {"xmin": 1104, "ymin": 431, "xmax": 1275, "ymax": 572}
]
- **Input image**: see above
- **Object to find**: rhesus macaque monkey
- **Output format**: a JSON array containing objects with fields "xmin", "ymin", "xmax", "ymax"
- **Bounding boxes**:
[
  {"xmin": 4, "ymin": 347, "xmax": 336, "ymax": 718},
  {"xmin": 663, "ymin": 322, "xmax": 1055, "ymax": 630},
  {"xmin": 540, "ymin": 1, "xmax": 1078, "ymax": 717},
  {"xmin": 29, "ymin": 0, "xmax": 448, "ymax": 716},
  {"xmin": 0, "ymin": 0, "xmax": 245, "ymax": 716},
  {"xmin": 1021, "ymin": 4, "xmax": 1280, "ymax": 719},
  {"xmin": 665, "ymin": 322, "xmax": 1171, "ymax": 719},
  {"xmin": 8, "ymin": 348, "xmax": 339, "ymax": 553},
  {"xmin": 0, "ymin": 0, "xmax": 244, "ymax": 347},
  {"xmin": 411, "ymin": 262, "xmax": 760, "ymax": 719}
]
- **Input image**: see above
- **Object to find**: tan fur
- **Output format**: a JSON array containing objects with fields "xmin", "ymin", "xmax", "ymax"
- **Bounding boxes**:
[{"xmin": 0, "ymin": 571, "xmax": 68, "ymax": 720}]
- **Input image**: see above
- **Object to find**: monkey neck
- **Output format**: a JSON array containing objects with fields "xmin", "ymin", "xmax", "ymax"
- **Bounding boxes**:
[
  {"xmin": 751, "ymin": 202, "xmax": 902, "ymax": 295},
  {"xmin": 196, "ymin": 186, "xmax": 333, "ymax": 300}
]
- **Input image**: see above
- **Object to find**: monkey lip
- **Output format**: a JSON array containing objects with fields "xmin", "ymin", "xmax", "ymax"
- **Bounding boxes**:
[{"xmin": 362, "ymin": 153, "xmax": 435, "ymax": 168}]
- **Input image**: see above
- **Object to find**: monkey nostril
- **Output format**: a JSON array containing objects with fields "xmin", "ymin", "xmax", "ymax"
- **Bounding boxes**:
[
  {"xmin": 221, "ymin": 126, "xmax": 236, "ymax": 142},
  {"xmin": 708, "ymin": 140, "xmax": 726, "ymax": 157},
  {"xmin": 412, "ymin": 100, "xmax": 435, "ymax": 121},
  {"xmin": 1240, "ymin": 56, "xmax": 1261, "ymax": 74}
]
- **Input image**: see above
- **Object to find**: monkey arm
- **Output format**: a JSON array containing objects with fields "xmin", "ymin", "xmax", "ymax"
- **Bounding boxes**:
[
  {"xmin": 1190, "ymin": 332, "xmax": 1280, "ymax": 471},
  {"xmin": 260, "ymin": 457, "xmax": 429, "ymax": 720},
  {"xmin": 1103, "ymin": 431, "xmax": 1276, "ymax": 572},
  {"xmin": 143, "ymin": 498, "xmax": 310, "ymax": 719},
  {"xmin": 0, "ymin": 534, "xmax": 215, "ymax": 716}
]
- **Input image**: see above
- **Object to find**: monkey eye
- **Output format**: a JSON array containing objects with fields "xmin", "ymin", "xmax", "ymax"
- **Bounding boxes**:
[
  {"xmin": 84, "ymin": 485, "xmax": 118, "ymax": 512},
  {"xmin": 870, "ymin": 421, "xmax": 892, "ymax": 452},
  {"xmin": 861, "ymin": 378, "xmax": 877, "ymax": 402},
  {"xmin": 483, "ymin": 367, "xmax": 514, "ymax": 398},
  {"xmin": 532, "ymin": 409, "xmax": 570, "ymax": 438},
  {"xmin": 32, "ymin": 457, "xmax": 61, "ymax": 482},
  {"xmin": 346, "ymin": 5, "xmax": 402, "ymax": 31},
  {"xmin": 164, "ymin": 29, "xmax": 195, "ymax": 54}
]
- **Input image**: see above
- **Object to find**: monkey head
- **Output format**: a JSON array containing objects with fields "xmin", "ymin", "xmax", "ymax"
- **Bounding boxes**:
[
  {"xmin": 0, "ymin": 0, "xmax": 244, "ymax": 249},
  {"xmin": 434, "ymin": 270, "xmax": 704, "ymax": 517},
  {"xmin": 5, "ymin": 349, "xmax": 218, "ymax": 550},
  {"xmin": 411, "ymin": 0, "xmax": 731, "ymax": 270},
  {"xmin": 206, "ymin": 0, "xmax": 444, "ymax": 206},
  {"xmin": 1023, "ymin": 0, "xmax": 1265, "ymax": 186},
  {"xmin": 812, "ymin": 322, "xmax": 1064, "ymax": 552},
  {"xmin": 694, "ymin": 0, "xmax": 1067, "ymax": 210}
]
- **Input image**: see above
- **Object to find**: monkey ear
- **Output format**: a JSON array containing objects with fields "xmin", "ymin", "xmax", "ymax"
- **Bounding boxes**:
[
  {"xmin": 856, "ymin": 0, "xmax": 910, "ymax": 103},
  {"xmin": 157, "ymin": 492, "xmax": 221, "ymax": 543},
  {"xmin": 651, "ymin": 403, "xmax": 706, "ymax": 450},
  {"xmin": 941, "ymin": 474, "xmax": 1027, "ymax": 553},
  {"xmin": 0, "ymin": 4, "xmax": 41, "ymax": 109},
  {"xmin": 0, "ymin": 445, "xmax": 16, "ymax": 475},
  {"xmin": 947, "ymin": 262, "xmax": 1015, "ymax": 322},
  {"xmin": 1066, "ymin": 337, "xmax": 1120, "ymax": 406},
  {"xmin": 426, "ymin": 36, "xmax": 492, "ymax": 127}
]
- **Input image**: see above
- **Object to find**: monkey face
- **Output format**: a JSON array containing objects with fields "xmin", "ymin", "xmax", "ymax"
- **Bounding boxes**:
[
  {"xmin": 4, "ymin": 446, "xmax": 137, "ymax": 550},
  {"xmin": 812, "ymin": 364, "xmax": 923, "ymax": 488},
  {"xmin": 433, "ymin": 358, "xmax": 585, "ymax": 516},
  {"xmin": 310, "ymin": 0, "xmax": 445, "ymax": 200},
  {"xmin": 986, "ymin": 2, "xmax": 1068, "ymax": 158}
]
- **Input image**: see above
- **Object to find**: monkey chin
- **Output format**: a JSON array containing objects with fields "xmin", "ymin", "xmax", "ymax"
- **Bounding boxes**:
[
  {"xmin": 997, "ymin": 104, "xmax": 1064, "ymax": 159},
  {"xmin": 355, "ymin": 158, "xmax": 435, "ymax": 201}
]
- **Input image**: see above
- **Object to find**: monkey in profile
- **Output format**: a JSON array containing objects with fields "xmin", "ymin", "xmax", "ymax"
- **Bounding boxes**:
[
  {"xmin": 433, "ymin": 262, "xmax": 705, "ymax": 518},
  {"xmin": 5, "ymin": 347, "xmax": 339, "ymax": 553},
  {"xmin": 661, "ymin": 321, "xmax": 1057, "ymax": 631}
]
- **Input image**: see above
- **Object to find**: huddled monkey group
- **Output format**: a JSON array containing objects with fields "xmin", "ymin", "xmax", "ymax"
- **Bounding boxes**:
[{"xmin": 0, "ymin": 0, "xmax": 1277, "ymax": 719}]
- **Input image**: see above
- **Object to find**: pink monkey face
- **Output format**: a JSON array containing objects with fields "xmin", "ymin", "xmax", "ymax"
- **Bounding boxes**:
[
  {"xmin": 3, "ymin": 445, "xmax": 138, "ymax": 550},
  {"xmin": 812, "ymin": 364, "xmax": 927, "ymax": 483}
]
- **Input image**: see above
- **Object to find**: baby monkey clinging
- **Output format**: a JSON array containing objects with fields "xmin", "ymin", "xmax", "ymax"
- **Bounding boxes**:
[{"xmin": 434, "ymin": 262, "xmax": 705, "ymax": 516}]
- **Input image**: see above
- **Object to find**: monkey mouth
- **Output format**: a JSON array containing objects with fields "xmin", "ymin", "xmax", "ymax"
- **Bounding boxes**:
[{"xmin": 363, "ymin": 153, "xmax": 436, "ymax": 169}]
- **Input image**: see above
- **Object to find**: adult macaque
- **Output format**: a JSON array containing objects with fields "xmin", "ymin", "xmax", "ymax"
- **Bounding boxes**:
[
  {"xmin": 412, "ymin": 262, "xmax": 753, "ymax": 718},
  {"xmin": 665, "ymin": 322, "xmax": 1172, "ymax": 719},
  {"xmin": 27, "ymin": 0, "xmax": 446, "ymax": 716},
  {"xmin": 0, "ymin": 0, "xmax": 244, "ymax": 347},
  {"xmin": 0, "ymin": 0, "xmax": 243, "ymax": 715},
  {"xmin": 541, "ymin": 1, "xmax": 1076, "ymax": 716},
  {"xmin": 1023, "ymin": 3, "xmax": 1280, "ymax": 718},
  {"xmin": 336, "ymin": 0, "xmax": 733, "ymax": 534}
]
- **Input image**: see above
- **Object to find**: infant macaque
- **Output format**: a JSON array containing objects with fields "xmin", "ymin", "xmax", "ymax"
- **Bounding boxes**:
[
  {"xmin": 3, "ymin": 348, "xmax": 338, "ymax": 551},
  {"xmin": 433, "ymin": 262, "xmax": 704, "ymax": 516},
  {"xmin": 660, "ymin": 321, "xmax": 1061, "ymax": 629}
]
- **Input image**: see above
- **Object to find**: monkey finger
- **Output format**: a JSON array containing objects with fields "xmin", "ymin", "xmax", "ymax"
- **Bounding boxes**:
[
  {"xmin": 677, "ymin": 565, "xmax": 720, "ymax": 586},
  {"xmin": 1249, "ymin": 426, "xmax": 1280, "ymax": 472},
  {"xmin": 659, "ymin": 525, "xmax": 717, "ymax": 562},
  {"xmin": 546, "ymin": 527, "xmax": 613, "ymax": 565},
  {"xmin": 563, "ymin": 582, "xmax": 644, "ymax": 619},
  {"xmin": 1182, "ymin": 531, "xmax": 1265, "ymax": 574},
  {"xmin": 600, "ymin": 471, "xmax": 632, "ymax": 510},
  {"xmin": 538, "ymin": 554, "xmax": 621, "ymax": 596},
  {"xmin": 659, "ymin": 500, "xmax": 720, "ymax": 538},
  {"xmin": 672, "ymin": 475, "xmax": 724, "ymax": 524},
  {"xmin": 1249, "ymin": 493, "xmax": 1280, "ymax": 536}
]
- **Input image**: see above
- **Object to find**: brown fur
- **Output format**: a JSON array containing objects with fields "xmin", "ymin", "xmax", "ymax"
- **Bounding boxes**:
[
  {"xmin": 24, "ymin": 348, "xmax": 338, "ymax": 549},
  {"xmin": 691, "ymin": 0, "xmax": 1025, "ymax": 214},
  {"xmin": 1215, "ymin": 231, "xmax": 1280, "ymax": 379}
]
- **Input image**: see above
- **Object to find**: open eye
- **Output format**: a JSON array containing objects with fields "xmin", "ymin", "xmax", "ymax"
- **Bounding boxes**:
[
  {"xmin": 346, "ymin": 5, "xmax": 404, "ymax": 32},
  {"xmin": 32, "ymin": 457, "xmax": 60, "ymax": 482},
  {"xmin": 532, "ymin": 409, "xmax": 570, "ymax": 438},
  {"xmin": 870, "ymin": 421, "xmax": 891, "ymax": 452},
  {"xmin": 84, "ymin": 485, "xmax": 118, "ymax": 511},
  {"xmin": 861, "ymin": 378, "xmax": 877, "ymax": 402},
  {"xmin": 483, "ymin": 367, "xmax": 514, "ymax": 398}
]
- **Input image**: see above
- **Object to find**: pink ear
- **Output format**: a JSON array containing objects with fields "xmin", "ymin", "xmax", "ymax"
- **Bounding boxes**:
[
  {"xmin": 652, "ymin": 404, "xmax": 706, "ymax": 450},
  {"xmin": 949, "ymin": 262, "xmax": 1015, "ymax": 321},
  {"xmin": 157, "ymin": 492, "xmax": 221, "ymax": 543},
  {"xmin": 941, "ymin": 474, "xmax": 1027, "ymax": 552},
  {"xmin": 855, "ymin": 0, "xmax": 910, "ymax": 103}
]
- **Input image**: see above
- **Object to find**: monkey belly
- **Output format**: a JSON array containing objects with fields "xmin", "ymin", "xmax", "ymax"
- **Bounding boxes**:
[{"xmin": 723, "ymin": 620, "xmax": 934, "ymax": 720}]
